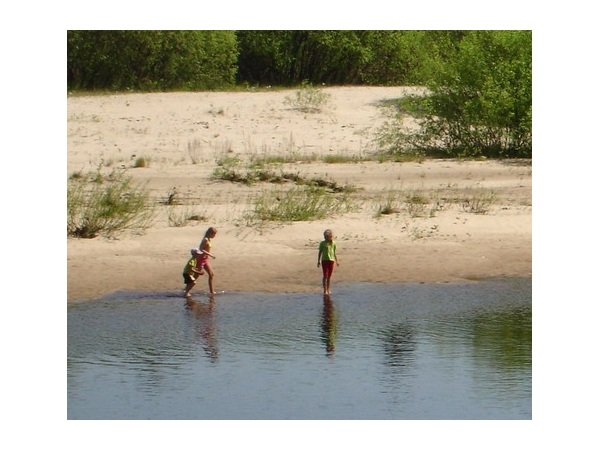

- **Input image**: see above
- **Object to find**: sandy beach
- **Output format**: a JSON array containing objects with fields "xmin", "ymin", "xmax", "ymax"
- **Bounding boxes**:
[{"xmin": 67, "ymin": 86, "xmax": 531, "ymax": 301}]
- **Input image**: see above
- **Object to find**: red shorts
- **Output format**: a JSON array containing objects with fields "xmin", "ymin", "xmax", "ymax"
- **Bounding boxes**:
[
  {"xmin": 196, "ymin": 256, "xmax": 209, "ymax": 269},
  {"xmin": 321, "ymin": 260, "xmax": 335, "ymax": 276}
]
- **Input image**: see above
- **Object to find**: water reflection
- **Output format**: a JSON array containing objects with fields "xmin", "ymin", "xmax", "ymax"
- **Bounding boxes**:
[
  {"xmin": 320, "ymin": 295, "xmax": 338, "ymax": 356},
  {"xmin": 68, "ymin": 278, "xmax": 532, "ymax": 419},
  {"xmin": 468, "ymin": 304, "xmax": 532, "ymax": 370},
  {"xmin": 380, "ymin": 322, "xmax": 417, "ymax": 368},
  {"xmin": 184, "ymin": 296, "xmax": 219, "ymax": 363}
]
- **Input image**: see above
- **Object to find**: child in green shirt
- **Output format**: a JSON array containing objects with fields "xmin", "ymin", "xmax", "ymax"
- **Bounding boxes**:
[{"xmin": 317, "ymin": 229, "xmax": 339, "ymax": 295}]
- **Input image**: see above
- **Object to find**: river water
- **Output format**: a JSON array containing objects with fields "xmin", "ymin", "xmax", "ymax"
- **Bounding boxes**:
[{"xmin": 67, "ymin": 277, "xmax": 531, "ymax": 419}]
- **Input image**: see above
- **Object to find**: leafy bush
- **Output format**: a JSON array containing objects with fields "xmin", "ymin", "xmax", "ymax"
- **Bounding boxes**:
[
  {"xmin": 67, "ymin": 30, "xmax": 238, "ymax": 91},
  {"xmin": 377, "ymin": 31, "xmax": 532, "ymax": 158},
  {"xmin": 284, "ymin": 81, "xmax": 331, "ymax": 113},
  {"xmin": 236, "ymin": 30, "xmax": 444, "ymax": 86},
  {"xmin": 67, "ymin": 171, "xmax": 156, "ymax": 238}
]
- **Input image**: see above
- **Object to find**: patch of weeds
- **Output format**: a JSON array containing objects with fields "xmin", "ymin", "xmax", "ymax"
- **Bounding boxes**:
[
  {"xmin": 375, "ymin": 150, "xmax": 425, "ymax": 163},
  {"xmin": 212, "ymin": 155, "xmax": 245, "ymax": 182},
  {"xmin": 462, "ymin": 190, "xmax": 497, "ymax": 214},
  {"xmin": 323, "ymin": 153, "xmax": 365, "ymax": 164},
  {"xmin": 67, "ymin": 171, "xmax": 156, "ymax": 238},
  {"xmin": 163, "ymin": 187, "xmax": 178, "ymax": 205},
  {"xmin": 133, "ymin": 156, "xmax": 149, "ymax": 168},
  {"xmin": 249, "ymin": 152, "xmax": 319, "ymax": 165},
  {"xmin": 303, "ymin": 176, "xmax": 355, "ymax": 193},
  {"xmin": 405, "ymin": 192, "xmax": 429, "ymax": 218},
  {"xmin": 246, "ymin": 185, "xmax": 353, "ymax": 225},
  {"xmin": 402, "ymin": 222, "xmax": 440, "ymax": 240},
  {"xmin": 375, "ymin": 190, "xmax": 402, "ymax": 217},
  {"xmin": 212, "ymin": 156, "xmax": 356, "ymax": 193},
  {"xmin": 69, "ymin": 170, "xmax": 84, "ymax": 180},
  {"xmin": 284, "ymin": 81, "xmax": 332, "ymax": 113},
  {"xmin": 167, "ymin": 205, "xmax": 208, "ymax": 227}
]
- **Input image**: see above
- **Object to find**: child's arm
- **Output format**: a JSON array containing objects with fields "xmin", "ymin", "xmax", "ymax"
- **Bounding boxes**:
[
  {"xmin": 201, "ymin": 249, "xmax": 216, "ymax": 259},
  {"xmin": 317, "ymin": 248, "xmax": 322, "ymax": 267}
]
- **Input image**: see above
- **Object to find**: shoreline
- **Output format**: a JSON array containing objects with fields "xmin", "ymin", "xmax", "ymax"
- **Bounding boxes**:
[{"xmin": 69, "ymin": 275, "xmax": 533, "ymax": 303}]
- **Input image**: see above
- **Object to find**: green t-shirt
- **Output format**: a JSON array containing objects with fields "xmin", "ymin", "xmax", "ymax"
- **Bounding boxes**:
[{"xmin": 319, "ymin": 240, "xmax": 337, "ymax": 261}]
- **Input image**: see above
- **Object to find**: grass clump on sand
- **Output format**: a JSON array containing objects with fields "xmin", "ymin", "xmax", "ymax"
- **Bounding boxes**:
[
  {"xmin": 283, "ymin": 81, "xmax": 332, "ymax": 113},
  {"xmin": 67, "ymin": 170, "xmax": 156, "ymax": 238},
  {"xmin": 245, "ymin": 185, "xmax": 354, "ymax": 225},
  {"xmin": 212, "ymin": 155, "xmax": 356, "ymax": 194}
]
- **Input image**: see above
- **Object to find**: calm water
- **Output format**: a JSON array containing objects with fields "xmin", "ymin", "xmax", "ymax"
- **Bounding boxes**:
[{"xmin": 67, "ymin": 278, "xmax": 531, "ymax": 420}]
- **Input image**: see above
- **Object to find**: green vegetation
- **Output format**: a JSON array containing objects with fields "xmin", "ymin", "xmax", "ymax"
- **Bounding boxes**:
[
  {"xmin": 461, "ymin": 189, "xmax": 498, "ymax": 214},
  {"xmin": 377, "ymin": 31, "xmax": 531, "ymax": 158},
  {"xmin": 245, "ymin": 186, "xmax": 354, "ymax": 224},
  {"xmin": 67, "ymin": 30, "xmax": 238, "ymax": 91},
  {"xmin": 67, "ymin": 170, "xmax": 156, "ymax": 238},
  {"xmin": 212, "ymin": 155, "xmax": 355, "ymax": 193},
  {"xmin": 235, "ymin": 30, "xmax": 436, "ymax": 86},
  {"xmin": 283, "ymin": 81, "xmax": 332, "ymax": 113},
  {"xmin": 374, "ymin": 186, "xmax": 497, "ymax": 220}
]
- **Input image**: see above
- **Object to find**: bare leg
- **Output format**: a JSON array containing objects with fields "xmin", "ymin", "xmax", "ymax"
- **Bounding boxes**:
[
  {"xmin": 206, "ymin": 265, "xmax": 216, "ymax": 294},
  {"xmin": 183, "ymin": 280, "xmax": 196, "ymax": 298}
]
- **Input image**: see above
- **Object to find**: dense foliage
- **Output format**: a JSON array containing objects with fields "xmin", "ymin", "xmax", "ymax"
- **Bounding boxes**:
[
  {"xmin": 67, "ymin": 30, "xmax": 238, "ymax": 90},
  {"xmin": 379, "ymin": 30, "xmax": 532, "ymax": 158}
]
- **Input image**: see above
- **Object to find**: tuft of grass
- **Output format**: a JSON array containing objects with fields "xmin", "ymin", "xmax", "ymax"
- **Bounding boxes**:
[
  {"xmin": 283, "ymin": 81, "xmax": 332, "ymax": 113},
  {"xmin": 405, "ymin": 192, "xmax": 429, "ymax": 218},
  {"xmin": 212, "ymin": 156, "xmax": 357, "ymax": 193},
  {"xmin": 167, "ymin": 205, "xmax": 208, "ymax": 227},
  {"xmin": 249, "ymin": 152, "xmax": 319, "ymax": 165},
  {"xmin": 67, "ymin": 171, "xmax": 156, "ymax": 238},
  {"xmin": 462, "ymin": 190, "xmax": 497, "ymax": 214},
  {"xmin": 374, "ymin": 190, "xmax": 402, "ymax": 217},
  {"xmin": 323, "ymin": 153, "xmax": 365, "ymax": 164},
  {"xmin": 133, "ymin": 156, "xmax": 149, "ymax": 168},
  {"xmin": 245, "ymin": 186, "xmax": 353, "ymax": 224}
]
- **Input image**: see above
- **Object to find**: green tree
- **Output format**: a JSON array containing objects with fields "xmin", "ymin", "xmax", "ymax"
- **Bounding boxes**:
[
  {"xmin": 236, "ymin": 30, "xmax": 431, "ymax": 86},
  {"xmin": 380, "ymin": 30, "xmax": 532, "ymax": 158},
  {"xmin": 67, "ymin": 30, "xmax": 238, "ymax": 91},
  {"xmin": 429, "ymin": 30, "xmax": 532, "ymax": 156}
]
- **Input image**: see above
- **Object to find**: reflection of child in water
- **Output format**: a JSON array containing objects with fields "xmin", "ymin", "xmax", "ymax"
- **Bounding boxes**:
[
  {"xmin": 321, "ymin": 295, "xmax": 337, "ymax": 355},
  {"xmin": 317, "ymin": 229, "xmax": 339, "ymax": 295},
  {"xmin": 183, "ymin": 248, "xmax": 204, "ymax": 298}
]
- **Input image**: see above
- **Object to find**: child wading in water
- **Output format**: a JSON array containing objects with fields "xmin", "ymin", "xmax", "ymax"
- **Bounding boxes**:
[
  {"xmin": 183, "ymin": 248, "xmax": 205, "ymax": 298},
  {"xmin": 317, "ymin": 229, "xmax": 339, "ymax": 295},
  {"xmin": 196, "ymin": 227, "xmax": 218, "ymax": 294}
]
